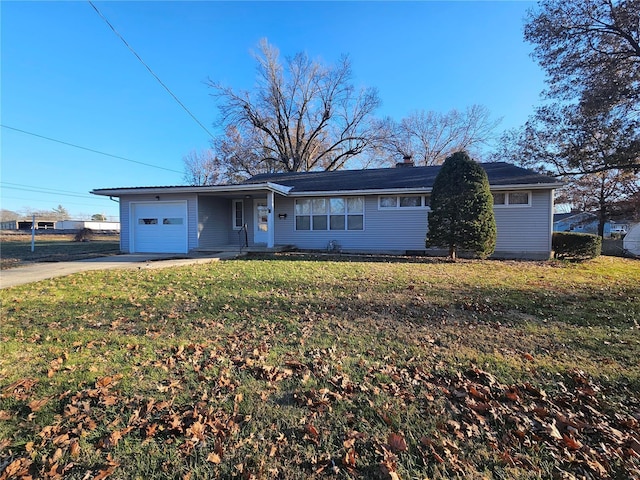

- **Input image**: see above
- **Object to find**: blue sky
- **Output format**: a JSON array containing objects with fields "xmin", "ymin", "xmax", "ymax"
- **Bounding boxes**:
[{"xmin": 1, "ymin": 1, "xmax": 545, "ymax": 220}]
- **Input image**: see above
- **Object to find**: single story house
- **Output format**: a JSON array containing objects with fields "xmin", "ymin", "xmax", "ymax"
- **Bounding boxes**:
[{"xmin": 91, "ymin": 161, "xmax": 562, "ymax": 260}]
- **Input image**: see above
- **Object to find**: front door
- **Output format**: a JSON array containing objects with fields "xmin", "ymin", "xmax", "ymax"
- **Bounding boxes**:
[{"xmin": 254, "ymin": 199, "xmax": 268, "ymax": 244}]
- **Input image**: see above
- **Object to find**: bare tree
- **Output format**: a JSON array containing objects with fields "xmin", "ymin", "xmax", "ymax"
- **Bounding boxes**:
[
  {"xmin": 525, "ymin": 0, "xmax": 640, "ymax": 117},
  {"xmin": 524, "ymin": 0, "xmax": 640, "ymax": 172},
  {"xmin": 384, "ymin": 105, "xmax": 501, "ymax": 165},
  {"xmin": 182, "ymin": 149, "xmax": 221, "ymax": 186},
  {"xmin": 207, "ymin": 39, "xmax": 384, "ymax": 179}
]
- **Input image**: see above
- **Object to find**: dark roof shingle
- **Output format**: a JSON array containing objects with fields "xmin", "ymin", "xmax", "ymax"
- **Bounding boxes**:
[{"xmin": 244, "ymin": 162, "xmax": 558, "ymax": 193}]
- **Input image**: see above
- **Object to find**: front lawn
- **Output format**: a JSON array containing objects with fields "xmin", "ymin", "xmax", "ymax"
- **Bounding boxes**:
[
  {"xmin": 1, "ymin": 255, "xmax": 639, "ymax": 479},
  {"xmin": 0, "ymin": 233, "xmax": 120, "ymax": 270}
]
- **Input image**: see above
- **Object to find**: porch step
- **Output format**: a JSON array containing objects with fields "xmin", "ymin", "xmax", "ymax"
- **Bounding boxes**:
[{"xmin": 193, "ymin": 245, "xmax": 293, "ymax": 253}]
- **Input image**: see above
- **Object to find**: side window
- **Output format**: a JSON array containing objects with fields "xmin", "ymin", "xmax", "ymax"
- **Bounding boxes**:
[
  {"xmin": 493, "ymin": 191, "xmax": 531, "ymax": 207},
  {"xmin": 509, "ymin": 192, "xmax": 530, "ymax": 205},
  {"xmin": 232, "ymin": 200, "xmax": 244, "ymax": 229}
]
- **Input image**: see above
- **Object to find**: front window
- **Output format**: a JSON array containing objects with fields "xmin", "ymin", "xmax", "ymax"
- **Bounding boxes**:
[
  {"xmin": 378, "ymin": 195, "xmax": 430, "ymax": 209},
  {"xmin": 295, "ymin": 197, "xmax": 364, "ymax": 231}
]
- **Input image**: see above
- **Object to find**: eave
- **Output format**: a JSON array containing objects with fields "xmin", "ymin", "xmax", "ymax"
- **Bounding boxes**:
[{"xmin": 90, "ymin": 182, "xmax": 293, "ymax": 197}]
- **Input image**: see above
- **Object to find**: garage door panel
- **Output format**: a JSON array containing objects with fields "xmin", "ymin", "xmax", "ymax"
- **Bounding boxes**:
[{"xmin": 132, "ymin": 202, "xmax": 187, "ymax": 253}]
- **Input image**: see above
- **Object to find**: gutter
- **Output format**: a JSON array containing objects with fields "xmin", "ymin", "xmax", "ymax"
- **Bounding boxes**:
[{"xmin": 91, "ymin": 182, "xmax": 293, "ymax": 197}]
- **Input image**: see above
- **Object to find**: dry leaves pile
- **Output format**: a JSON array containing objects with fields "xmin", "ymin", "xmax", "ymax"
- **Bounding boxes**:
[
  {"xmin": 1, "ymin": 256, "xmax": 639, "ymax": 478},
  {"xmin": 2, "ymin": 334, "xmax": 638, "ymax": 479}
]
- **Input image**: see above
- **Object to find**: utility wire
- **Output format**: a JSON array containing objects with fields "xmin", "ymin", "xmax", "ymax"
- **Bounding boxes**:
[
  {"xmin": 1, "ymin": 181, "xmax": 98, "ymax": 199},
  {"xmin": 2, "ymin": 196, "xmax": 116, "ymax": 209},
  {"xmin": 88, "ymin": 1, "xmax": 216, "ymax": 140},
  {"xmin": 1, "ymin": 184, "xmax": 99, "ymax": 200},
  {"xmin": 1, "ymin": 125, "xmax": 183, "ymax": 174}
]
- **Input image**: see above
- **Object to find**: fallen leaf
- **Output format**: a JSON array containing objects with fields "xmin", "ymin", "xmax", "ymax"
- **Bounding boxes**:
[
  {"xmin": 388, "ymin": 432, "xmax": 407, "ymax": 453},
  {"xmin": 562, "ymin": 434, "xmax": 582, "ymax": 450},
  {"xmin": 70, "ymin": 439, "xmax": 80, "ymax": 459},
  {"xmin": 343, "ymin": 448, "xmax": 356, "ymax": 467},
  {"xmin": 207, "ymin": 452, "xmax": 221, "ymax": 464},
  {"xmin": 545, "ymin": 422, "xmax": 563, "ymax": 440},
  {"xmin": 28, "ymin": 397, "xmax": 49, "ymax": 412},
  {"xmin": 305, "ymin": 423, "xmax": 319, "ymax": 438}
]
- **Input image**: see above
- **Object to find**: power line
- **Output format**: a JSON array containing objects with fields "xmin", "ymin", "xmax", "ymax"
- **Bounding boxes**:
[
  {"xmin": 1, "ymin": 124, "xmax": 183, "ymax": 174},
  {"xmin": 1, "ymin": 181, "xmax": 97, "ymax": 199},
  {"xmin": 88, "ymin": 1, "xmax": 216, "ymax": 140},
  {"xmin": 1, "ymin": 184, "xmax": 99, "ymax": 200},
  {"xmin": 1, "ymin": 196, "xmax": 117, "ymax": 209}
]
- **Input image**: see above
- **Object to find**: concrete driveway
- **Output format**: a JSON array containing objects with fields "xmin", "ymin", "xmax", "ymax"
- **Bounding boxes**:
[{"xmin": 0, "ymin": 252, "xmax": 240, "ymax": 289}]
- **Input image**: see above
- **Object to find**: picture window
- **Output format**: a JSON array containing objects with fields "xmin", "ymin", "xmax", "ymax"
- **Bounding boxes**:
[{"xmin": 295, "ymin": 197, "xmax": 364, "ymax": 231}]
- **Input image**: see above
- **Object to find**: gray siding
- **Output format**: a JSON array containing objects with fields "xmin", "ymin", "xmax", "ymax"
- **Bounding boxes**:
[
  {"xmin": 273, "ymin": 196, "xmax": 428, "ymax": 252},
  {"xmin": 273, "ymin": 190, "xmax": 553, "ymax": 259},
  {"xmin": 119, "ymin": 194, "xmax": 198, "ymax": 253},
  {"xmin": 198, "ymin": 197, "xmax": 231, "ymax": 248},
  {"xmin": 493, "ymin": 189, "xmax": 553, "ymax": 259}
]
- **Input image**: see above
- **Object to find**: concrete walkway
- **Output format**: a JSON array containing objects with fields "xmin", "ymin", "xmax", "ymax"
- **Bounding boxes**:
[{"xmin": 0, "ymin": 252, "xmax": 241, "ymax": 289}]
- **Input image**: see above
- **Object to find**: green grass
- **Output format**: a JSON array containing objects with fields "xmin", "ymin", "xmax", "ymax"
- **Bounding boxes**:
[
  {"xmin": 1, "ymin": 255, "xmax": 639, "ymax": 479},
  {"xmin": 0, "ymin": 233, "xmax": 120, "ymax": 269}
]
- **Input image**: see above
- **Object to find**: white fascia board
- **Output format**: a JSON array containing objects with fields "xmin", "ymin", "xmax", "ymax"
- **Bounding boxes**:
[
  {"xmin": 490, "ymin": 182, "xmax": 564, "ymax": 191},
  {"xmin": 282, "ymin": 183, "xmax": 561, "ymax": 198},
  {"xmin": 289, "ymin": 187, "xmax": 433, "ymax": 197},
  {"xmin": 91, "ymin": 183, "xmax": 291, "ymax": 197}
]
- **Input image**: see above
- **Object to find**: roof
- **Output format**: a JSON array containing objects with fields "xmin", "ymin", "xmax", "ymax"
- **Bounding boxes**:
[
  {"xmin": 553, "ymin": 212, "xmax": 598, "ymax": 223},
  {"xmin": 92, "ymin": 162, "xmax": 562, "ymax": 197},
  {"xmin": 244, "ymin": 162, "xmax": 561, "ymax": 193}
]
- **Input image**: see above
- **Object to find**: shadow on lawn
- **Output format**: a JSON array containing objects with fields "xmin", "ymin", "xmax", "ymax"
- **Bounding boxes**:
[{"xmin": 242, "ymin": 251, "xmax": 552, "ymax": 265}]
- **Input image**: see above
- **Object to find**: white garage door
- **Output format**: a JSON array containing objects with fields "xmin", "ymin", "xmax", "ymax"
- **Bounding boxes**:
[{"xmin": 132, "ymin": 202, "xmax": 188, "ymax": 253}]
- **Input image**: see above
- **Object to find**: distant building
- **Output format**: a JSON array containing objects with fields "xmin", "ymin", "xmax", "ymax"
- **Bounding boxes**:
[
  {"xmin": 56, "ymin": 220, "xmax": 120, "ymax": 232},
  {"xmin": 553, "ymin": 212, "xmax": 630, "ymax": 238},
  {"xmin": 0, "ymin": 219, "xmax": 119, "ymax": 232}
]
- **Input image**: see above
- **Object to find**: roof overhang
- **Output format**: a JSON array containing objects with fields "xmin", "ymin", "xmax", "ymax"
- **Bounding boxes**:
[
  {"xmin": 283, "ymin": 183, "xmax": 563, "ymax": 197},
  {"xmin": 488, "ymin": 182, "xmax": 564, "ymax": 191},
  {"xmin": 91, "ymin": 182, "xmax": 293, "ymax": 197},
  {"xmin": 91, "ymin": 181, "xmax": 562, "ymax": 199}
]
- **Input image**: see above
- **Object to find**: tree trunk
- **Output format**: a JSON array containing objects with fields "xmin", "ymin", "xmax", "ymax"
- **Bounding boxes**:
[
  {"xmin": 449, "ymin": 245, "xmax": 457, "ymax": 261},
  {"xmin": 598, "ymin": 177, "xmax": 607, "ymax": 238}
]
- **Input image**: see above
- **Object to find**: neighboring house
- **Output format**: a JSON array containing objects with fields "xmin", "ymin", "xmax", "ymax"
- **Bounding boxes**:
[
  {"xmin": 553, "ymin": 212, "xmax": 630, "ymax": 238},
  {"xmin": 553, "ymin": 212, "xmax": 598, "ymax": 234},
  {"xmin": 91, "ymin": 162, "xmax": 562, "ymax": 260}
]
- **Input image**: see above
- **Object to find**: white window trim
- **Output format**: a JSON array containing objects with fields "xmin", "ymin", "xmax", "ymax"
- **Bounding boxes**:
[
  {"xmin": 378, "ymin": 195, "xmax": 431, "ymax": 210},
  {"xmin": 232, "ymin": 199, "xmax": 244, "ymax": 230},
  {"xmin": 492, "ymin": 191, "xmax": 532, "ymax": 208},
  {"xmin": 294, "ymin": 196, "xmax": 365, "ymax": 231}
]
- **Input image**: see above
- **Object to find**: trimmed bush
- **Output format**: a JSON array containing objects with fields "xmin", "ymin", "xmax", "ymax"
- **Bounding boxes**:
[{"xmin": 552, "ymin": 232, "xmax": 601, "ymax": 260}]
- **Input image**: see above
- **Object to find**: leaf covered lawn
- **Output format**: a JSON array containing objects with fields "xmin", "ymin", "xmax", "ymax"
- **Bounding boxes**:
[{"xmin": 1, "ymin": 255, "xmax": 639, "ymax": 479}]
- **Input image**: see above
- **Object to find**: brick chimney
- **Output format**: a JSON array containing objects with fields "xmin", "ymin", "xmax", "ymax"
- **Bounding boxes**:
[{"xmin": 396, "ymin": 154, "xmax": 414, "ymax": 168}]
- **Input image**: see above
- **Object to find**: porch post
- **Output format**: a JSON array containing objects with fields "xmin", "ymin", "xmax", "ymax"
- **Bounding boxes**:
[{"xmin": 267, "ymin": 190, "xmax": 275, "ymax": 248}]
